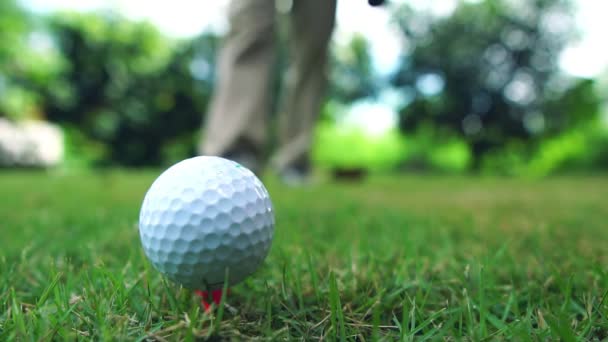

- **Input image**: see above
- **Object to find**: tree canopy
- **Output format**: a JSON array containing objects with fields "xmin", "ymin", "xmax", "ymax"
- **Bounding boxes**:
[{"xmin": 392, "ymin": 0, "xmax": 601, "ymax": 168}]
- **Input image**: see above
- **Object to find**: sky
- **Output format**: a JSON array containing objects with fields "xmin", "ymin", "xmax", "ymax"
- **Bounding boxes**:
[{"xmin": 19, "ymin": 0, "xmax": 608, "ymax": 134}]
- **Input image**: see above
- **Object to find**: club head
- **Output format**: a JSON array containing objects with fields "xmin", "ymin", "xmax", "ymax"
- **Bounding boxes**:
[{"xmin": 368, "ymin": 0, "xmax": 385, "ymax": 6}]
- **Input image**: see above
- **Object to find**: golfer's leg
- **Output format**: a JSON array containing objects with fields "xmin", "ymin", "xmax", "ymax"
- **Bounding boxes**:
[
  {"xmin": 201, "ymin": 0, "xmax": 276, "ymax": 163},
  {"xmin": 273, "ymin": 0, "xmax": 337, "ymax": 172}
]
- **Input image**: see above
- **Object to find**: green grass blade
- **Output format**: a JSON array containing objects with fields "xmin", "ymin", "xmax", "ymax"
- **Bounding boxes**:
[
  {"xmin": 36, "ymin": 272, "xmax": 63, "ymax": 307},
  {"xmin": 329, "ymin": 272, "xmax": 346, "ymax": 342}
]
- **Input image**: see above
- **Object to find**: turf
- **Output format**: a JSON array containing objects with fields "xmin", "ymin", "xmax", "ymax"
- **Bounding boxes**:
[{"xmin": 1, "ymin": 170, "xmax": 607, "ymax": 340}]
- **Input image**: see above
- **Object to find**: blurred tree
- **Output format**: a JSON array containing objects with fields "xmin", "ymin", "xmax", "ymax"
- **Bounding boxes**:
[
  {"xmin": 0, "ymin": 0, "xmax": 59, "ymax": 121},
  {"xmin": 392, "ymin": 0, "xmax": 601, "ymax": 169},
  {"xmin": 0, "ymin": 0, "xmax": 28, "ymax": 66},
  {"xmin": 328, "ymin": 34, "xmax": 377, "ymax": 105},
  {"xmin": 40, "ymin": 13, "xmax": 218, "ymax": 166}
]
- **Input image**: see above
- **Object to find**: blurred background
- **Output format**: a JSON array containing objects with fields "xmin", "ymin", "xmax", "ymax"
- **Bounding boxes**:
[{"xmin": 1, "ymin": 0, "xmax": 607, "ymax": 176}]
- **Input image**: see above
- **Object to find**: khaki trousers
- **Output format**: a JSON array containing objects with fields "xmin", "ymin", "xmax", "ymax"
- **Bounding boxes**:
[{"xmin": 201, "ymin": 0, "xmax": 337, "ymax": 171}]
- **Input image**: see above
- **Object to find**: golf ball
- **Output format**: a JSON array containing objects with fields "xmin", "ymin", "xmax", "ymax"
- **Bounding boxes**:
[{"xmin": 138, "ymin": 156, "xmax": 274, "ymax": 289}]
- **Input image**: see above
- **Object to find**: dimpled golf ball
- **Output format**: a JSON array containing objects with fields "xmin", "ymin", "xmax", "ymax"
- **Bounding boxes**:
[{"xmin": 138, "ymin": 156, "xmax": 274, "ymax": 289}]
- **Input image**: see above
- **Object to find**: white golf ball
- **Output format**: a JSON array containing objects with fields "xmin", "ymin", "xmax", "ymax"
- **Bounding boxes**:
[{"xmin": 138, "ymin": 156, "xmax": 274, "ymax": 289}]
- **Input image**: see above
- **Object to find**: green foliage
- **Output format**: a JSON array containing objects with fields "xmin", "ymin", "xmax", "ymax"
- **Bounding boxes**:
[
  {"xmin": 480, "ymin": 120, "xmax": 608, "ymax": 176},
  {"xmin": 527, "ymin": 129, "xmax": 588, "ymax": 176},
  {"xmin": 401, "ymin": 124, "xmax": 472, "ymax": 173},
  {"xmin": 61, "ymin": 125, "xmax": 109, "ymax": 168},
  {"xmin": 392, "ymin": 0, "xmax": 602, "ymax": 169},
  {"xmin": 313, "ymin": 122, "xmax": 406, "ymax": 171},
  {"xmin": 313, "ymin": 102, "xmax": 406, "ymax": 170},
  {"xmin": 527, "ymin": 124, "xmax": 608, "ymax": 176},
  {"xmin": 426, "ymin": 139, "xmax": 471, "ymax": 173},
  {"xmin": 0, "ymin": 0, "xmax": 63, "ymax": 120},
  {"xmin": 2, "ymin": 172, "xmax": 608, "ymax": 339},
  {"xmin": 0, "ymin": 0, "xmax": 28, "ymax": 64},
  {"xmin": 39, "ymin": 12, "xmax": 218, "ymax": 166},
  {"xmin": 479, "ymin": 142, "xmax": 529, "ymax": 176},
  {"xmin": 1, "ymin": 2, "xmax": 605, "ymax": 173}
]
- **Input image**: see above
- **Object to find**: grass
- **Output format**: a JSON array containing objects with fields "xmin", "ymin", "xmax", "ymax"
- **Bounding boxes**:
[{"xmin": 1, "ymin": 170, "xmax": 608, "ymax": 340}]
